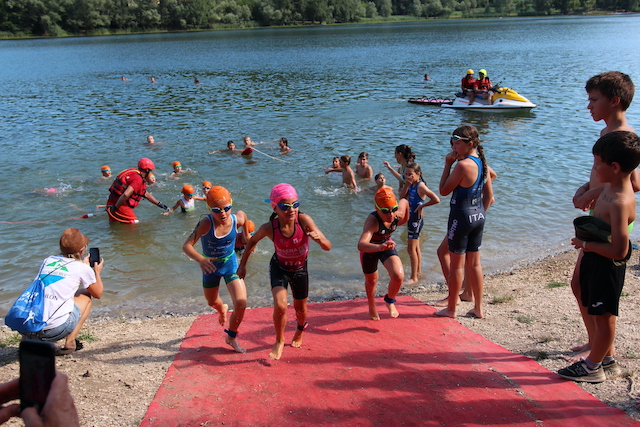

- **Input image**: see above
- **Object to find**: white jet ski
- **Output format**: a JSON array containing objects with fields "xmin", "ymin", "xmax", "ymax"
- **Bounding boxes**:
[{"xmin": 441, "ymin": 86, "xmax": 536, "ymax": 112}]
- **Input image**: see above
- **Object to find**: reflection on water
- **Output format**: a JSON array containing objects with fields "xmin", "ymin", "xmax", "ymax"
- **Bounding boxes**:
[{"xmin": 1, "ymin": 16, "xmax": 640, "ymax": 316}]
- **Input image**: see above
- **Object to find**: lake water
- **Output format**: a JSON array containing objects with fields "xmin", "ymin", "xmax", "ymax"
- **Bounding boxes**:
[{"xmin": 1, "ymin": 15, "xmax": 640, "ymax": 317}]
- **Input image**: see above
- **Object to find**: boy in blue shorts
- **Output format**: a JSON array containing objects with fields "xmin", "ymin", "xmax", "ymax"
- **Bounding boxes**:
[
  {"xmin": 182, "ymin": 186, "xmax": 251, "ymax": 353},
  {"xmin": 559, "ymin": 131, "xmax": 640, "ymax": 383}
]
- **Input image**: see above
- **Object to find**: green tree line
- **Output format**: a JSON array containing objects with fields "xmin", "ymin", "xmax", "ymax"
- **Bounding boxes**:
[{"xmin": 0, "ymin": 0, "xmax": 638, "ymax": 37}]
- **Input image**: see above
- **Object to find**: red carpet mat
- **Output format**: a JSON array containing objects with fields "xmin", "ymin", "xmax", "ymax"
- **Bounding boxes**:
[{"xmin": 141, "ymin": 295, "xmax": 638, "ymax": 426}]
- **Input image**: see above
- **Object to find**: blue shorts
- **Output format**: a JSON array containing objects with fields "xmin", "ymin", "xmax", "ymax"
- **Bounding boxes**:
[
  {"xmin": 447, "ymin": 208, "xmax": 485, "ymax": 255},
  {"xmin": 203, "ymin": 253, "xmax": 240, "ymax": 288},
  {"xmin": 38, "ymin": 304, "xmax": 80, "ymax": 342},
  {"xmin": 407, "ymin": 213, "xmax": 424, "ymax": 240}
]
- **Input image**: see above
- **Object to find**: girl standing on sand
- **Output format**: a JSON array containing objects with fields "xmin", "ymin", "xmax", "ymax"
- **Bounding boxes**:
[
  {"xmin": 237, "ymin": 183, "xmax": 331, "ymax": 360},
  {"xmin": 400, "ymin": 162, "xmax": 440, "ymax": 285},
  {"xmin": 435, "ymin": 125, "xmax": 492, "ymax": 319}
]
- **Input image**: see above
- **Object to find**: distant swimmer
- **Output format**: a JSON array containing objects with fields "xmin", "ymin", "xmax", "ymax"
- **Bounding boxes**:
[
  {"xmin": 163, "ymin": 185, "xmax": 198, "ymax": 215},
  {"xmin": 99, "ymin": 165, "xmax": 112, "ymax": 181},
  {"xmin": 150, "ymin": 77, "xmax": 156, "ymax": 84},
  {"xmin": 145, "ymin": 135, "xmax": 156, "ymax": 145},
  {"xmin": 33, "ymin": 187, "xmax": 58, "ymax": 196},
  {"xmin": 279, "ymin": 138, "xmax": 291, "ymax": 154},
  {"xmin": 208, "ymin": 141, "xmax": 239, "ymax": 155},
  {"xmin": 121, "ymin": 76, "xmax": 130, "ymax": 81},
  {"xmin": 194, "ymin": 77, "xmax": 201, "ymax": 85},
  {"xmin": 105, "ymin": 158, "xmax": 169, "ymax": 224},
  {"xmin": 423, "ymin": 74, "xmax": 433, "ymax": 81},
  {"xmin": 243, "ymin": 136, "xmax": 258, "ymax": 147}
]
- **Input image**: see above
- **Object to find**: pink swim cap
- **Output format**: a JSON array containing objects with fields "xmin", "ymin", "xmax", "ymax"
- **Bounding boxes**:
[
  {"xmin": 269, "ymin": 183, "xmax": 298, "ymax": 208},
  {"xmin": 47, "ymin": 188, "xmax": 57, "ymax": 193}
]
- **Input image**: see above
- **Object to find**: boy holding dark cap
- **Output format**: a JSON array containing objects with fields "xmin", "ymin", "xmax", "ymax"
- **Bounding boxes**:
[{"xmin": 559, "ymin": 131, "xmax": 640, "ymax": 383}]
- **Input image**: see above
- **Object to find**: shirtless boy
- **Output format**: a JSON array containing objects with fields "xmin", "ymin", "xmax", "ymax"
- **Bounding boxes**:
[
  {"xmin": 559, "ymin": 131, "xmax": 640, "ymax": 383},
  {"xmin": 569, "ymin": 71, "xmax": 637, "ymax": 363},
  {"xmin": 356, "ymin": 152, "xmax": 373, "ymax": 179},
  {"xmin": 325, "ymin": 155, "xmax": 358, "ymax": 190}
]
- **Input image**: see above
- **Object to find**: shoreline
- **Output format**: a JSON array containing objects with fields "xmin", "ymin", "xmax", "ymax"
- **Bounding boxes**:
[{"xmin": 1, "ymin": 248, "xmax": 639, "ymax": 425}]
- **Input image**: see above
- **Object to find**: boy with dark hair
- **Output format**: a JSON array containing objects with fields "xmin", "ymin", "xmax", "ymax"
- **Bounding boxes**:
[
  {"xmin": 569, "ymin": 72, "xmax": 638, "ymax": 364},
  {"xmin": 560, "ymin": 131, "xmax": 640, "ymax": 383}
]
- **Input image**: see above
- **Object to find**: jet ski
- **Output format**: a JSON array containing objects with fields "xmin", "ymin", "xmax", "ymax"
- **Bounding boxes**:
[{"xmin": 441, "ymin": 86, "xmax": 536, "ymax": 112}]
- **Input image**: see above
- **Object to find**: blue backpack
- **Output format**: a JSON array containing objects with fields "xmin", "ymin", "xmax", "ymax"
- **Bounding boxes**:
[{"xmin": 5, "ymin": 261, "xmax": 69, "ymax": 333}]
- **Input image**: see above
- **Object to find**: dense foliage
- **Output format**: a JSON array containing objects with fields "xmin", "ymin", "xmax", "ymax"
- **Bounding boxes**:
[{"xmin": 0, "ymin": 0, "xmax": 638, "ymax": 37}]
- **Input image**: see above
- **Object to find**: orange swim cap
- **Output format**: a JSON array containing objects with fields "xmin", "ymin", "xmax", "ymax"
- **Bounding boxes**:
[
  {"xmin": 206, "ymin": 186, "xmax": 232, "ymax": 207},
  {"xmin": 246, "ymin": 220, "xmax": 255, "ymax": 233},
  {"xmin": 374, "ymin": 187, "xmax": 397, "ymax": 210},
  {"xmin": 182, "ymin": 184, "xmax": 195, "ymax": 195},
  {"xmin": 101, "ymin": 165, "xmax": 110, "ymax": 171},
  {"xmin": 202, "ymin": 181, "xmax": 213, "ymax": 188},
  {"xmin": 147, "ymin": 173, "xmax": 156, "ymax": 184},
  {"xmin": 172, "ymin": 161, "xmax": 182, "ymax": 168}
]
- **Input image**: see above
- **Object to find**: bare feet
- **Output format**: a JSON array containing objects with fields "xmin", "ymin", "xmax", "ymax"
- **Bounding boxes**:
[
  {"xmin": 459, "ymin": 292, "xmax": 474, "ymax": 302},
  {"xmin": 217, "ymin": 304, "xmax": 229, "ymax": 326},
  {"xmin": 368, "ymin": 305, "xmax": 380, "ymax": 321},
  {"xmin": 433, "ymin": 296, "xmax": 460, "ymax": 307},
  {"xmin": 292, "ymin": 330, "xmax": 304, "ymax": 348},
  {"xmin": 570, "ymin": 342, "xmax": 590, "ymax": 353},
  {"xmin": 386, "ymin": 302, "xmax": 399, "ymax": 318},
  {"xmin": 405, "ymin": 278, "xmax": 419, "ymax": 285},
  {"xmin": 467, "ymin": 308, "xmax": 484, "ymax": 319},
  {"xmin": 269, "ymin": 342, "xmax": 285, "ymax": 360},
  {"xmin": 434, "ymin": 308, "xmax": 456, "ymax": 318},
  {"xmin": 225, "ymin": 336, "xmax": 246, "ymax": 353}
]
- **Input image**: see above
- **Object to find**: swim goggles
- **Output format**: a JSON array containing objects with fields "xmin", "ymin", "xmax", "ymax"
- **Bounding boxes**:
[
  {"xmin": 210, "ymin": 204, "xmax": 232, "ymax": 214},
  {"xmin": 451, "ymin": 135, "xmax": 470, "ymax": 142},
  {"xmin": 277, "ymin": 200, "xmax": 300, "ymax": 211},
  {"xmin": 203, "ymin": 186, "xmax": 211, "ymax": 190},
  {"xmin": 375, "ymin": 202, "xmax": 398, "ymax": 214}
]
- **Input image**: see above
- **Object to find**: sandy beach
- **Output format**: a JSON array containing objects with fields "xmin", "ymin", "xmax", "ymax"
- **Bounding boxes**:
[{"xmin": 1, "ymin": 248, "xmax": 639, "ymax": 426}]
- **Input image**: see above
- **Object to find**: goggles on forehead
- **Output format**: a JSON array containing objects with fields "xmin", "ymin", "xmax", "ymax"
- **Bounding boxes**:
[{"xmin": 451, "ymin": 134, "xmax": 470, "ymax": 142}]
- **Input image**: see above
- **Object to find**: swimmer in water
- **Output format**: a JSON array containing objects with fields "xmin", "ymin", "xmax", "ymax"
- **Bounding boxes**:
[
  {"xmin": 356, "ymin": 152, "xmax": 373, "ymax": 180},
  {"xmin": 146, "ymin": 173, "xmax": 156, "ymax": 185},
  {"xmin": 208, "ymin": 141, "xmax": 239, "ymax": 155},
  {"xmin": 163, "ymin": 185, "xmax": 198, "ymax": 215},
  {"xmin": 369, "ymin": 173, "xmax": 391, "ymax": 192},
  {"xmin": 279, "ymin": 138, "xmax": 291, "ymax": 154},
  {"xmin": 99, "ymin": 165, "xmax": 112, "ymax": 181},
  {"xmin": 196, "ymin": 181, "xmax": 213, "ymax": 201},
  {"xmin": 243, "ymin": 136, "xmax": 258, "ymax": 147}
]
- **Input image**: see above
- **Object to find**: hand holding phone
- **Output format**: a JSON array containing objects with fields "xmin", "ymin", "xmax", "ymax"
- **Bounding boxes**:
[
  {"xmin": 89, "ymin": 247, "xmax": 100, "ymax": 267},
  {"xmin": 19, "ymin": 340, "xmax": 56, "ymax": 413}
]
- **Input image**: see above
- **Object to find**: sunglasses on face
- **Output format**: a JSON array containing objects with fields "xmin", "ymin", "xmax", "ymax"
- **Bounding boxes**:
[
  {"xmin": 210, "ymin": 204, "xmax": 232, "ymax": 214},
  {"xmin": 376, "ymin": 203, "xmax": 399, "ymax": 214},
  {"xmin": 277, "ymin": 200, "xmax": 300, "ymax": 211},
  {"xmin": 451, "ymin": 135, "xmax": 470, "ymax": 142},
  {"xmin": 203, "ymin": 186, "xmax": 211, "ymax": 190}
]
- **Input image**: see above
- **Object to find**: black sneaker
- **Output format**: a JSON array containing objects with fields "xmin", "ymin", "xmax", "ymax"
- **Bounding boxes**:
[{"xmin": 557, "ymin": 361, "xmax": 605, "ymax": 383}]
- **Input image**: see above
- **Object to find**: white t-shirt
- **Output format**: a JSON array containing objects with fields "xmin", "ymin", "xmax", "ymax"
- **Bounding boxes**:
[{"xmin": 37, "ymin": 255, "xmax": 96, "ymax": 330}]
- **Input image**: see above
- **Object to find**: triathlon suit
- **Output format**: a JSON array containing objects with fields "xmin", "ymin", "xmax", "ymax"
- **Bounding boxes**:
[
  {"xmin": 200, "ymin": 214, "xmax": 240, "ymax": 288},
  {"xmin": 270, "ymin": 215, "xmax": 310, "ymax": 300},
  {"xmin": 447, "ymin": 156, "xmax": 485, "ymax": 255},
  {"xmin": 106, "ymin": 168, "xmax": 147, "ymax": 223},
  {"xmin": 407, "ymin": 180, "xmax": 425, "ymax": 240},
  {"xmin": 360, "ymin": 211, "xmax": 399, "ymax": 274},
  {"xmin": 180, "ymin": 197, "xmax": 195, "ymax": 213}
]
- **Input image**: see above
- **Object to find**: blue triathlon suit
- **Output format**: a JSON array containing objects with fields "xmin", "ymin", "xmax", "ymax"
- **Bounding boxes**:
[
  {"xmin": 200, "ymin": 214, "xmax": 240, "ymax": 288},
  {"xmin": 407, "ymin": 180, "xmax": 425, "ymax": 240},
  {"xmin": 447, "ymin": 156, "xmax": 485, "ymax": 255},
  {"xmin": 361, "ymin": 211, "xmax": 399, "ymax": 274}
]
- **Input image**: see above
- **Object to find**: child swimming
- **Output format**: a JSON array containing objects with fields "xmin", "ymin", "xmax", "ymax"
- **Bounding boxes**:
[{"xmin": 163, "ymin": 185, "xmax": 198, "ymax": 215}]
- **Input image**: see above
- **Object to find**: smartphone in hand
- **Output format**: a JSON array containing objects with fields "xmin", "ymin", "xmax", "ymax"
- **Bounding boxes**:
[
  {"xmin": 20, "ymin": 340, "xmax": 56, "ymax": 412},
  {"xmin": 89, "ymin": 247, "xmax": 100, "ymax": 267}
]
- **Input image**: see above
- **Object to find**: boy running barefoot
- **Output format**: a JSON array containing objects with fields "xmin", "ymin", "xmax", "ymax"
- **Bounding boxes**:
[
  {"xmin": 182, "ymin": 186, "xmax": 250, "ymax": 353},
  {"xmin": 559, "ymin": 131, "xmax": 640, "ymax": 383},
  {"xmin": 358, "ymin": 187, "xmax": 410, "ymax": 320},
  {"xmin": 569, "ymin": 71, "xmax": 638, "ymax": 363}
]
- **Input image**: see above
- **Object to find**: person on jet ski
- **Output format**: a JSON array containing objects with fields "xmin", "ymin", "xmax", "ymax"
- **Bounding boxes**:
[
  {"xmin": 474, "ymin": 69, "xmax": 493, "ymax": 103},
  {"xmin": 460, "ymin": 69, "xmax": 476, "ymax": 104}
]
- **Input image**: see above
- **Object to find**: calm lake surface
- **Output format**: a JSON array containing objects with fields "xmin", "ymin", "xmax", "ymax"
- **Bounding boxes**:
[{"xmin": 1, "ymin": 15, "xmax": 640, "ymax": 317}]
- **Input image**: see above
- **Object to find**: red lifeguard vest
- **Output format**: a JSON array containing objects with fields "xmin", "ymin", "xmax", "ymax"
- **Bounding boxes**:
[{"xmin": 109, "ymin": 168, "xmax": 146, "ymax": 207}]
